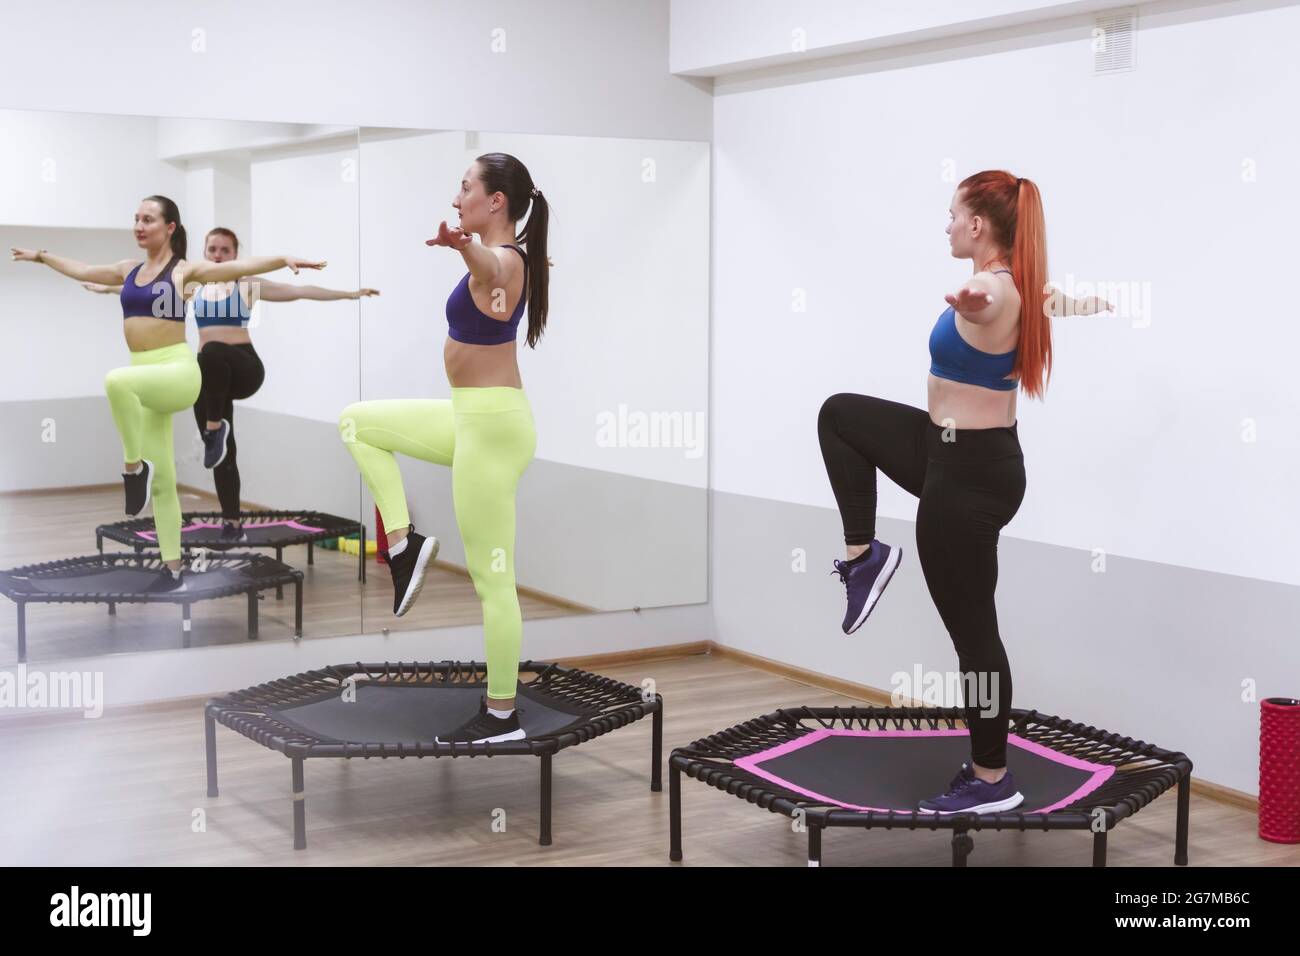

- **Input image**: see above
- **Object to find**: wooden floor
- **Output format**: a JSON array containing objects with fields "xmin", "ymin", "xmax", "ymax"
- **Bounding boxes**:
[
  {"xmin": 1, "ymin": 652, "xmax": 1295, "ymax": 867},
  {"xmin": 0, "ymin": 486, "xmax": 579, "ymax": 664}
]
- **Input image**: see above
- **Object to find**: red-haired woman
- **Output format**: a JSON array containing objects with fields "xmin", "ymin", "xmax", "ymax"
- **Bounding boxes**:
[{"xmin": 818, "ymin": 171, "xmax": 1110, "ymax": 814}]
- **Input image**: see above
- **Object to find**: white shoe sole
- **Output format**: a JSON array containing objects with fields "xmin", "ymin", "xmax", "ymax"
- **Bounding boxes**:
[
  {"xmin": 916, "ymin": 791, "xmax": 1024, "ymax": 815},
  {"xmin": 394, "ymin": 535, "xmax": 439, "ymax": 617},
  {"xmin": 434, "ymin": 727, "xmax": 526, "ymax": 745},
  {"xmin": 846, "ymin": 546, "xmax": 902, "ymax": 634}
]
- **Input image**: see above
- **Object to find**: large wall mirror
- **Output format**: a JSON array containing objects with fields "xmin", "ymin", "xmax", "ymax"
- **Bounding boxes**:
[
  {"xmin": 0, "ymin": 111, "xmax": 709, "ymax": 665},
  {"xmin": 354, "ymin": 128, "xmax": 709, "ymax": 635},
  {"xmin": 0, "ymin": 109, "xmax": 364, "ymax": 662}
]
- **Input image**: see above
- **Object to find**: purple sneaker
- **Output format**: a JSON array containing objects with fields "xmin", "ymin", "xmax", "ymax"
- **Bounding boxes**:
[
  {"xmin": 830, "ymin": 539, "xmax": 902, "ymax": 634},
  {"xmin": 917, "ymin": 763, "xmax": 1024, "ymax": 814}
]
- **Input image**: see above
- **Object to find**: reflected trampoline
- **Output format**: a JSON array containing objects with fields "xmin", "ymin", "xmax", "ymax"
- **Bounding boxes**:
[
  {"xmin": 669, "ymin": 705, "xmax": 1192, "ymax": 867},
  {"xmin": 97, "ymin": 510, "xmax": 368, "ymax": 592},
  {"xmin": 205, "ymin": 660, "xmax": 663, "ymax": 850},
  {"xmin": 0, "ymin": 552, "xmax": 302, "ymax": 662}
]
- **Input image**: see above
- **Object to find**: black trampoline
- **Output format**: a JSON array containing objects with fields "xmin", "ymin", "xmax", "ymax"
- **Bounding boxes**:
[
  {"xmin": 97, "ymin": 510, "xmax": 368, "ymax": 596},
  {"xmin": 669, "ymin": 705, "xmax": 1192, "ymax": 867},
  {"xmin": 0, "ymin": 552, "xmax": 302, "ymax": 662},
  {"xmin": 205, "ymin": 660, "xmax": 663, "ymax": 850}
]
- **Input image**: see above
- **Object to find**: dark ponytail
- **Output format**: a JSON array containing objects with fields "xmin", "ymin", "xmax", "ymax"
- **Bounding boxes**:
[
  {"xmin": 474, "ymin": 153, "xmax": 549, "ymax": 348},
  {"xmin": 143, "ymin": 194, "xmax": 188, "ymax": 260}
]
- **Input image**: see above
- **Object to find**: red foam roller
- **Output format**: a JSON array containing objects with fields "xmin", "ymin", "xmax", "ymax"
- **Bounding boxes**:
[{"xmin": 1259, "ymin": 697, "xmax": 1300, "ymax": 843}]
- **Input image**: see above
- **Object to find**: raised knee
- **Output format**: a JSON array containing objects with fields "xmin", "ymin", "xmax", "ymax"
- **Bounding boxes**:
[
  {"xmin": 104, "ymin": 368, "xmax": 128, "ymax": 395},
  {"xmin": 338, "ymin": 403, "xmax": 364, "ymax": 440},
  {"xmin": 819, "ymin": 393, "xmax": 851, "ymax": 428}
]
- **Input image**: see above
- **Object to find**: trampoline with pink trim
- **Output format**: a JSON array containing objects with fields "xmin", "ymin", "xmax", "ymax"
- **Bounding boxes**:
[
  {"xmin": 668, "ymin": 705, "xmax": 1192, "ymax": 867},
  {"xmin": 97, "ymin": 509, "xmax": 367, "ymax": 591}
]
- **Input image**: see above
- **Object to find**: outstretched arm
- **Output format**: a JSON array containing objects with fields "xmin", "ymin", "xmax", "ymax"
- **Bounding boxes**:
[
  {"xmin": 253, "ymin": 279, "xmax": 379, "ymax": 303},
  {"xmin": 426, "ymin": 221, "xmax": 512, "ymax": 288},
  {"xmin": 83, "ymin": 282, "xmax": 123, "ymax": 295},
  {"xmin": 10, "ymin": 247, "xmax": 132, "ymax": 284},
  {"xmin": 1045, "ymin": 288, "xmax": 1114, "ymax": 318},
  {"xmin": 185, "ymin": 254, "xmax": 325, "ymax": 284},
  {"xmin": 945, "ymin": 271, "xmax": 1003, "ymax": 324}
]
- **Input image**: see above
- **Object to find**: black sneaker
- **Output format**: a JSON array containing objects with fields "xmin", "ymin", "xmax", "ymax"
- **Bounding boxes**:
[
  {"xmin": 219, "ymin": 521, "xmax": 248, "ymax": 545},
  {"xmin": 386, "ymin": 525, "xmax": 439, "ymax": 617},
  {"xmin": 123, "ymin": 459, "xmax": 154, "ymax": 516},
  {"xmin": 435, "ymin": 698, "xmax": 526, "ymax": 744},
  {"xmin": 145, "ymin": 566, "xmax": 186, "ymax": 593},
  {"xmin": 202, "ymin": 419, "xmax": 231, "ymax": 469}
]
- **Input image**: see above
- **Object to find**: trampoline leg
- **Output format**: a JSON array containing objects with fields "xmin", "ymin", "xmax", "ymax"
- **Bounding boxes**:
[
  {"xmin": 539, "ymin": 753, "xmax": 553, "ymax": 847},
  {"xmin": 360, "ymin": 524, "xmax": 367, "ymax": 584},
  {"xmin": 294, "ymin": 578, "xmax": 303, "ymax": 638},
  {"xmin": 205, "ymin": 713, "xmax": 219, "ymax": 798},
  {"xmin": 274, "ymin": 547, "xmax": 284, "ymax": 600},
  {"xmin": 1092, "ymin": 830, "xmax": 1108, "ymax": 867},
  {"xmin": 808, "ymin": 824, "xmax": 822, "ymax": 867},
  {"xmin": 291, "ymin": 758, "xmax": 306, "ymax": 851},
  {"xmin": 669, "ymin": 762, "xmax": 682, "ymax": 861},
  {"xmin": 97, "ymin": 532, "xmax": 103, "ymax": 554},
  {"xmin": 1174, "ymin": 769, "xmax": 1191, "ymax": 866},
  {"xmin": 181, "ymin": 604, "xmax": 191, "ymax": 648},
  {"xmin": 951, "ymin": 830, "xmax": 974, "ymax": 867},
  {"xmin": 16, "ymin": 602, "xmax": 27, "ymax": 663},
  {"xmin": 247, "ymin": 592, "xmax": 259, "ymax": 641},
  {"xmin": 107, "ymin": 601, "xmax": 115, "ymax": 616},
  {"xmin": 307, "ymin": 540, "xmax": 314, "ymax": 566},
  {"xmin": 650, "ymin": 703, "xmax": 663, "ymax": 792}
]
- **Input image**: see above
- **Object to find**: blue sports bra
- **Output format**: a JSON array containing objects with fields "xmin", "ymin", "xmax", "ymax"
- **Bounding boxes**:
[
  {"xmin": 446, "ymin": 244, "xmax": 528, "ymax": 345},
  {"xmin": 928, "ymin": 269, "xmax": 1018, "ymax": 391},
  {"xmin": 120, "ymin": 255, "xmax": 185, "ymax": 321},
  {"xmin": 193, "ymin": 282, "xmax": 252, "ymax": 329}
]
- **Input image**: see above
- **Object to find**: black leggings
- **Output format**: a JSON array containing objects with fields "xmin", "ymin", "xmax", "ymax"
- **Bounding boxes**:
[
  {"xmin": 194, "ymin": 341, "xmax": 265, "ymax": 519},
  {"xmin": 818, "ymin": 393, "xmax": 1026, "ymax": 768}
]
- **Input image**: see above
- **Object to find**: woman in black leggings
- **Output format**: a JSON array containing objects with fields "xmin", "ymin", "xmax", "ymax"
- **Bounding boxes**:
[
  {"xmin": 89, "ymin": 226, "xmax": 378, "ymax": 541},
  {"xmin": 818, "ymin": 170, "xmax": 1109, "ymax": 815}
]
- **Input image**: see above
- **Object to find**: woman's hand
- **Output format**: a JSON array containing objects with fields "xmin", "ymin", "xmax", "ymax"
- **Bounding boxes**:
[
  {"xmin": 425, "ymin": 221, "xmax": 473, "ymax": 250},
  {"xmin": 1081, "ymin": 295, "xmax": 1114, "ymax": 315},
  {"xmin": 350, "ymin": 288, "xmax": 380, "ymax": 299},
  {"xmin": 82, "ymin": 282, "xmax": 117, "ymax": 294},
  {"xmin": 285, "ymin": 257, "xmax": 326, "ymax": 275},
  {"xmin": 10, "ymin": 247, "xmax": 42, "ymax": 263},
  {"xmin": 945, "ymin": 286, "xmax": 994, "ymax": 315}
]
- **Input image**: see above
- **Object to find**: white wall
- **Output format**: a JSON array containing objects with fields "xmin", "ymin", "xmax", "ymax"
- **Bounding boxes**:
[
  {"xmin": 244, "ymin": 147, "xmax": 361, "ymax": 423},
  {"xmin": 708, "ymin": 0, "xmax": 1300, "ymax": 587},
  {"xmin": 0, "ymin": 109, "xmax": 181, "ymax": 230},
  {"xmin": 0, "ymin": 0, "xmax": 710, "ymax": 143},
  {"xmin": 670, "ymin": 0, "xmax": 1165, "ymax": 75}
]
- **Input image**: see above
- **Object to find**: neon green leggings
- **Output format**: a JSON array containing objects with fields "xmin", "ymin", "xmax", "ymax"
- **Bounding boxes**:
[
  {"xmin": 104, "ymin": 342, "xmax": 202, "ymax": 563},
  {"xmin": 339, "ymin": 387, "xmax": 537, "ymax": 700}
]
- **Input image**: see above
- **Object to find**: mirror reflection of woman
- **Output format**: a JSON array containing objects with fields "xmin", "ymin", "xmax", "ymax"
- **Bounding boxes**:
[
  {"xmin": 338, "ymin": 153, "xmax": 549, "ymax": 745},
  {"xmin": 84, "ymin": 226, "xmax": 379, "ymax": 543},
  {"xmin": 9, "ymin": 195, "xmax": 324, "ymax": 589}
]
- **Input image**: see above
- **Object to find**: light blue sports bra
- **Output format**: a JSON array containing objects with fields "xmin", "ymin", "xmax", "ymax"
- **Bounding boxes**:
[
  {"xmin": 928, "ymin": 269, "xmax": 1018, "ymax": 391},
  {"xmin": 192, "ymin": 283, "xmax": 252, "ymax": 329}
]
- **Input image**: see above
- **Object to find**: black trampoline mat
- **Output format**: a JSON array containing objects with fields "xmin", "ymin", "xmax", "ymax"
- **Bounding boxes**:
[
  {"xmin": 16, "ymin": 563, "xmax": 257, "ymax": 595},
  {"xmin": 130, "ymin": 518, "xmax": 330, "ymax": 544},
  {"xmin": 734, "ymin": 729, "xmax": 1114, "ymax": 813},
  {"xmin": 266, "ymin": 682, "xmax": 596, "ymax": 744}
]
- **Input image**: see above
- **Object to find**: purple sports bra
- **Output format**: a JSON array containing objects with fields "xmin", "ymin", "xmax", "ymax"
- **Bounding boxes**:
[{"xmin": 445, "ymin": 244, "xmax": 528, "ymax": 345}]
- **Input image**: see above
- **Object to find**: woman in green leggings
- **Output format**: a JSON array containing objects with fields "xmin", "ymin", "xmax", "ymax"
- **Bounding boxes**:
[
  {"xmin": 339, "ymin": 153, "xmax": 550, "ymax": 744},
  {"xmin": 10, "ymin": 195, "xmax": 322, "ymax": 589}
]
